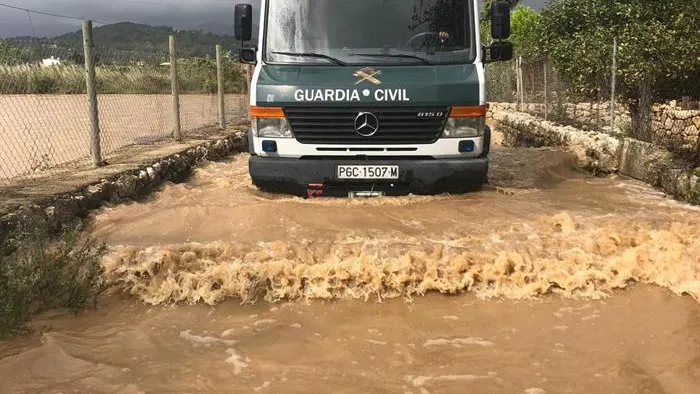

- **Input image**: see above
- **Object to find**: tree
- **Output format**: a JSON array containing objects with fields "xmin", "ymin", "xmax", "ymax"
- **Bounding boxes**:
[
  {"xmin": 509, "ymin": 5, "xmax": 541, "ymax": 58},
  {"xmin": 538, "ymin": 0, "xmax": 700, "ymax": 141},
  {"xmin": 0, "ymin": 40, "xmax": 31, "ymax": 65},
  {"xmin": 482, "ymin": 0, "xmax": 522, "ymax": 18},
  {"xmin": 480, "ymin": 1, "xmax": 525, "ymax": 45}
]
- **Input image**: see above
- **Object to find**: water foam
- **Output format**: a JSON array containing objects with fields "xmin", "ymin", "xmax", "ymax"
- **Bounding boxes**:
[{"xmin": 101, "ymin": 212, "xmax": 700, "ymax": 306}]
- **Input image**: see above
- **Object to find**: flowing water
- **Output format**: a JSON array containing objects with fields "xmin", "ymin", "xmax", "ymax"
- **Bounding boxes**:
[{"xmin": 1, "ymin": 131, "xmax": 699, "ymax": 394}]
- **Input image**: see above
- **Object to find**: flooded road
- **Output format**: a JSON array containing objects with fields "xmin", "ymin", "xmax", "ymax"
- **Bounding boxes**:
[{"xmin": 1, "ymin": 132, "xmax": 699, "ymax": 393}]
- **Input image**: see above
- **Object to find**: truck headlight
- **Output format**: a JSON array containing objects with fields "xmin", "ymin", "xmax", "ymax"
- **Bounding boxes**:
[
  {"xmin": 442, "ymin": 117, "xmax": 485, "ymax": 138},
  {"xmin": 250, "ymin": 106, "xmax": 293, "ymax": 138},
  {"xmin": 254, "ymin": 118, "xmax": 293, "ymax": 138}
]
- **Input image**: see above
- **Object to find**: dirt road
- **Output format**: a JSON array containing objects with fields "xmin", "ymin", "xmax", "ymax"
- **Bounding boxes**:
[{"xmin": 1, "ymin": 133, "xmax": 699, "ymax": 394}]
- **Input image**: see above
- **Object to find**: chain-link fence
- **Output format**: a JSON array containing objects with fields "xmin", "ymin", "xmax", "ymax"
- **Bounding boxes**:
[
  {"xmin": 487, "ymin": 48, "xmax": 699, "ymax": 136},
  {"xmin": 486, "ymin": 51, "xmax": 700, "ymax": 159},
  {"xmin": 486, "ymin": 55, "xmax": 625, "ymax": 131},
  {"xmin": 0, "ymin": 20, "xmax": 250, "ymax": 187}
]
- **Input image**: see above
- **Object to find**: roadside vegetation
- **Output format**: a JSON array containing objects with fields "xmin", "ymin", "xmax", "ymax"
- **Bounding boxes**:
[
  {"xmin": 0, "ymin": 215, "xmax": 108, "ymax": 339},
  {"xmin": 0, "ymin": 49, "xmax": 247, "ymax": 95},
  {"xmin": 484, "ymin": 0, "xmax": 698, "ymax": 144},
  {"xmin": 536, "ymin": 0, "xmax": 699, "ymax": 142}
]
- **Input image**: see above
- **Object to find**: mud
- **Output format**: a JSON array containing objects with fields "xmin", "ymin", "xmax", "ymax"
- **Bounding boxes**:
[
  {"xmin": 1, "ymin": 287, "xmax": 699, "ymax": 394},
  {"xmin": 2, "ymin": 131, "xmax": 700, "ymax": 393}
]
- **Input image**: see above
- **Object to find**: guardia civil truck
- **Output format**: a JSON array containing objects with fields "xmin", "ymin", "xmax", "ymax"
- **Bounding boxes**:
[{"xmin": 234, "ymin": 0, "xmax": 513, "ymax": 197}]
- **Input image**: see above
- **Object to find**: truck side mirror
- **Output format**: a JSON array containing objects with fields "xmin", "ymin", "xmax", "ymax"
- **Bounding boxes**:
[
  {"xmin": 488, "ymin": 41, "xmax": 513, "ymax": 62},
  {"xmin": 491, "ymin": 1, "xmax": 511, "ymax": 40},
  {"xmin": 240, "ymin": 47, "xmax": 257, "ymax": 64},
  {"xmin": 234, "ymin": 3, "xmax": 253, "ymax": 41}
]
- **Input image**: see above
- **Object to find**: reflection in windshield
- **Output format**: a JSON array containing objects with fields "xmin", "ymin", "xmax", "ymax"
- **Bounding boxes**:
[{"xmin": 265, "ymin": 0, "xmax": 475, "ymax": 65}]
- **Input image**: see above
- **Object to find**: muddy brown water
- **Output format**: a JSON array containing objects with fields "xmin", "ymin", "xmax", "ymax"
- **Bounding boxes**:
[{"xmin": 1, "ymin": 134, "xmax": 699, "ymax": 394}]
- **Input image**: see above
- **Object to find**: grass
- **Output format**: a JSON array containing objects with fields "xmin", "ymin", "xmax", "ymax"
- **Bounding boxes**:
[
  {"xmin": 0, "ymin": 214, "xmax": 108, "ymax": 339},
  {"xmin": 0, "ymin": 61, "xmax": 246, "ymax": 95}
]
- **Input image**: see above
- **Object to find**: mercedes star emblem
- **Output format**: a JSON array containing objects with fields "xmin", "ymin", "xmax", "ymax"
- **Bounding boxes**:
[{"xmin": 354, "ymin": 112, "xmax": 380, "ymax": 137}]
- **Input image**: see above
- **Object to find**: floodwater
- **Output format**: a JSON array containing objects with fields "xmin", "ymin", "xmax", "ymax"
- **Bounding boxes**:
[{"xmin": 1, "ymin": 131, "xmax": 699, "ymax": 394}]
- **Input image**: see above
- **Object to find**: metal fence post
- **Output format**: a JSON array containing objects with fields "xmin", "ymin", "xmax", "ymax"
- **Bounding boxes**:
[
  {"xmin": 169, "ymin": 35, "xmax": 182, "ymax": 141},
  {"xmin": 610, "ymin": 36, "xmax": 617, "ymax": 132},
  {"xmin": 543, "ymin": 60, "xmax": 548, "ymax": 120},
  {"xmin": 519, "ymin": 57, "xmax": 525, "ymax": 109},
  {"xmin": 216, "ymin": 44, "xmax": 226, "ymax": 129},
  {"xmin": 515, "ymin": 58, "xmax": 521, "ymax": 111},
  {"xmin": 82, "ymin": 19, "xmax": 103, "ymax": 167}
]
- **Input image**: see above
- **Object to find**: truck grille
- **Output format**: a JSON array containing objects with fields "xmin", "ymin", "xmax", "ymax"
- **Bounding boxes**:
[{"xmin": 284, "ymin": 107, "xmax": 449, "ymax": 145}]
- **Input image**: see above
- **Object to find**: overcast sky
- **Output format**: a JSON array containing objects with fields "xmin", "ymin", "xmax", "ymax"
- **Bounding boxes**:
[{"xmin": 0, "ymin": 0, "xmax": 546, "ymax": 38}]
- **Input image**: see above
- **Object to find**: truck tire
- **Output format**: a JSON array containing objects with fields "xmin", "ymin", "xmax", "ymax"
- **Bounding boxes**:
[
  {"xmin": 480, "ymin": 125, "xmax": 491, "ymax": 158},
  {"xmin": 247, "ymin": 129, "xmax": 256, "ymax": 156}
]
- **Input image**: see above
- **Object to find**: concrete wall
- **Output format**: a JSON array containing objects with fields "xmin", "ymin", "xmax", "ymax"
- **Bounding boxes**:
[
  {"xmin": 489, "ymin": 102, "xmax": 700, "ymax": 154},
  {"xmin": 492, "ymin": 111, "xmax": 700, "ymax": 205}
]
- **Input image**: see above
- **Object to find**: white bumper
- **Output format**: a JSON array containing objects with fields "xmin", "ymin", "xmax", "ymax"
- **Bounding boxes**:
[{"xmin": 252, "ymin": 135, "xmax": 487, "ymax": 159}]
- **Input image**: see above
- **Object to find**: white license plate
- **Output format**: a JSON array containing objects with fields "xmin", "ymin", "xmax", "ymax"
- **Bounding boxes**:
[{"xmin": 337, "ymin": 165, "xmax": 399, "ymax": 180}]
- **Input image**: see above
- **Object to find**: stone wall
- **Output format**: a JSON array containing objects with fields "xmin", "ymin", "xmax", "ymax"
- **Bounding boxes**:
[
  {"xmin": 489, "ymin": 101, "xmax": 700, "ymax": 154},
  {"xmin": 652, "ymin": 104, "xmax": 700, "ymax": 153},
  {"xmin": 492, "ymin": 111, "xmax": 700, "ymax": 205},
  {"xmin": 493, "ymin": 111, "xmax": 622, "ymax": 176}
]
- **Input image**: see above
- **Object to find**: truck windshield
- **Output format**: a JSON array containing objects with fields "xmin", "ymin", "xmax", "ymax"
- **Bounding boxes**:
[{"xmin": 264, "ymin": 0, "xmax": 477, "ymax": 66}]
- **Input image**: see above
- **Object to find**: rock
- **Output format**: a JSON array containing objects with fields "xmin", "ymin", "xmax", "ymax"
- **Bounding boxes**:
[
  {"xmin": 665, "ymin": 118, "xmax": 674, "ymax": 129},
  {"xmin": 665, "ymin": 170, "xmax": 690, "ymax": 199},
  {"xmin": 45, "ymin": 206, "xmax": 56, "ymax": 217},
  {"xmin": 51, "ymin": 197, "xmax": 83, "ymax": 224},
  {"xmin": 493, "ymin": 111, "xmax": 621, "ymax": 174},
  {"xmin": 114, "ymin": 174, "xmax": 139, "ymax": 199},
  {"xmin": 83, "ymin": 181, "xmax": 110, "ymax": 210},
  {"xmin": 669, "ymin": 123, "xmax": 683, "ymax": 140},
  {"xmin": 619, "ymin": 139, "xmax": 673, "ymax": 184},
  {"xmin": 674, "ymin": 110, "xmax": 698, "ymax": 121}
]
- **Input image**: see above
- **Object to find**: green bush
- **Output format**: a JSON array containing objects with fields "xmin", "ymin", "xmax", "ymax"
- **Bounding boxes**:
[{"xmin": 0, "ymin": 216, "xmax": 108, "ymax": 339}]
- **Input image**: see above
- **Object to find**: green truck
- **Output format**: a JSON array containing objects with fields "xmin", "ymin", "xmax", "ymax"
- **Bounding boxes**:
[{"xmin": 234, "ymin": 0, "xmax": 513, "ymax": 197}]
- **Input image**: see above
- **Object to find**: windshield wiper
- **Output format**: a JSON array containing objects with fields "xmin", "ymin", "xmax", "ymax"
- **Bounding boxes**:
[
  {"xmin": 271, "ymin": 51, "xmax": 347, "ymax": 66},
  {"xmin": 350, "ymin": 53, "xmax": 434, "ymax": 65}
]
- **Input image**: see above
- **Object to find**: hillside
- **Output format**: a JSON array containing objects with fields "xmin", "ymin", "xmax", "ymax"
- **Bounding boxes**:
[{"xmin": 53, "ymin": 22, "xmax": 255, "ymax": 58}]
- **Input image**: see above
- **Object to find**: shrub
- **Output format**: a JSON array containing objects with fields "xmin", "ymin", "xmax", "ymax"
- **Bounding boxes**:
[
  {"xmin": 0, "ymin": 215, "xmax": 108, "ymax": 339},
  {"xmin": 0, "ymin": 56, "xmax": 246, "ymax": 95}
]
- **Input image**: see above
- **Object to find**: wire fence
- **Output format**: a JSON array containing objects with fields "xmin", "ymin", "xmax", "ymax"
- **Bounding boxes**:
[
  {"xmin": 0, "ymin": 20, "xmax": 250, "ymax": 187},
  {"xmin": 486, "ymin": 55, "xmax": 627, "ymax": 132},
  {"xmin": 486, "ymin": 50, "xmax": 700, "ymax": 157}
]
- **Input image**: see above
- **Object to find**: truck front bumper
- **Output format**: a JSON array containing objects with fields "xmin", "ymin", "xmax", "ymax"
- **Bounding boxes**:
[{"xmin": 249, "ymin": 156, "xmax": 489, "ymax": 197}]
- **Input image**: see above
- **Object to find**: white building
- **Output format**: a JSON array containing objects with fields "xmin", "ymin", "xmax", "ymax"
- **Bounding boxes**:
[{"xmin": 41, "ymin": 56, "xmax": 61, "ymax": 67}]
